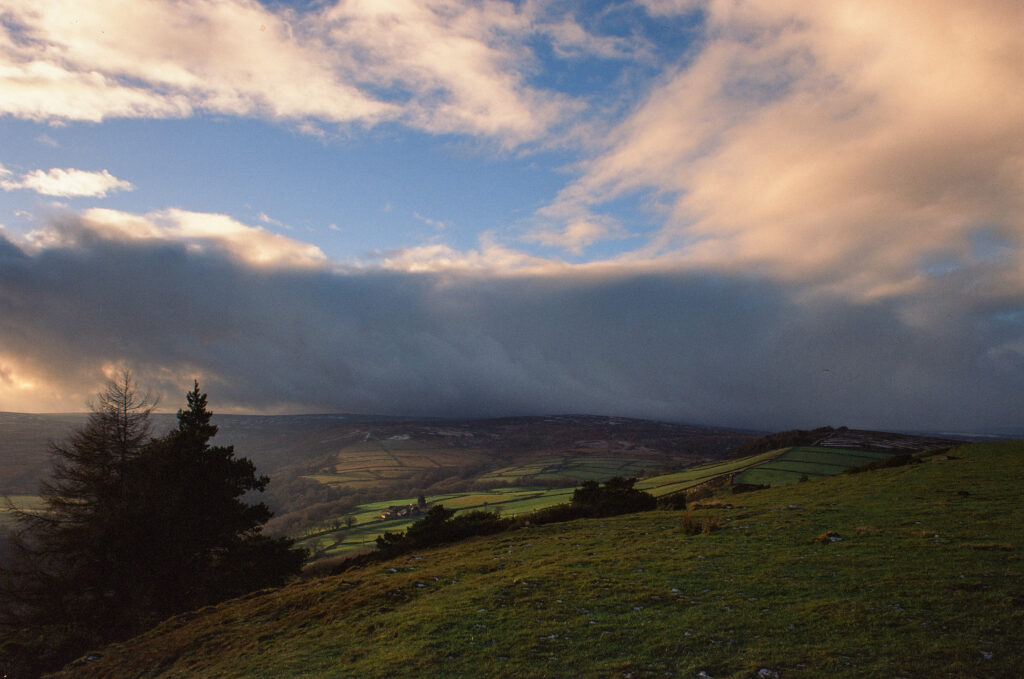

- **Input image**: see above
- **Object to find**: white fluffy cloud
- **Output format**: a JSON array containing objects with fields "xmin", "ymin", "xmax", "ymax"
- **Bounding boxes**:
[
  {"xmin": 19, "ymin": 208, "xmax": 326, "ymax": 268},
  {"xmin": 0, "ymin": 0, "xmax": 594, "ymax": 146},
  {"xmin": 540, "ymin": 0, "xmax": 1024, "ymax": 298},
  {"xmin": 0, "ymin": 166, "xmax": 133, "ymax": 197}
]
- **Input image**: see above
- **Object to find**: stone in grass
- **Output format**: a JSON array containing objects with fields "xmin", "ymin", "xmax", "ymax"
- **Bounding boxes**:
[
  {"xmin": 756, "ymin": 669, "xmax": 780, "ymax": 678},
  {"xmin": 813, "ymin": 530, "xmax": 842, "ymax": 544}
]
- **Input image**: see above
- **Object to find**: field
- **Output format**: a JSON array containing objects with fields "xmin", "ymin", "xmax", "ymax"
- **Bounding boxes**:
[
  {"xmin": 636, "ymin": 449, "xmax": 782, "ymax": 495},
  {"xmin": 55, "ymin": 442, "xmax": 1024, "ymax": 678},
  {"xmin": 476, "ymin": 456, "xmax": 665, "ymax": 485},
  {"xmin": 295, "ymin": 487, "xmax": 578, "ymax": 559},
  {"xmin": 301, "ymin": 434, "xmax": 495, "ymax": 490},
  {"xmin": 296, "ymin": 450, "xmax": 815, "ymax": 559},
  {"xmin": 733, "ymin": 446, "xmax": 893, "ymax": 487}
]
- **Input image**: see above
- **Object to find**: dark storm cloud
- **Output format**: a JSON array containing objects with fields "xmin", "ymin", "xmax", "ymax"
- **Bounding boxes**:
[{"xmin": 1, "ymin": 227, "xmax": 1021, "ymax": 433}]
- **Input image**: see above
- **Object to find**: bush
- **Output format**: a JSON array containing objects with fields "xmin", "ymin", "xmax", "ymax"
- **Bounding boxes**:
[
  {"xmin": 522, "ymin": 503, "xmax": 591, "ymax": 526},
  {"xmin": 570, "ymin": 477, "xmax": 656, "ymax": 517},
  {"xmin": 680, "ymin": 512, "xmax": 721, "ymax": 535},
  {"xmin": 656, "ymin": 492, "xmax": 688, "ymax": 510},
  {"xmin": 376, "ymin": 506, "xmax": 513, "ymax": 557}
]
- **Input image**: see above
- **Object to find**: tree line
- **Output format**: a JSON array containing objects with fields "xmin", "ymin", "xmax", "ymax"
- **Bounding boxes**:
[{"xmin": 0, "ymin": 373, "xmax": 306, "ymax": 678}]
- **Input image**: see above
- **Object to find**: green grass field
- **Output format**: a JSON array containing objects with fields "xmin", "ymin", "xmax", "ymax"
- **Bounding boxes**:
[
  {"xmin": 295, "ymin": 487, "xmax": 579, "ymax": 559},
  {"xmin": 635, "ymin": 449, "xmax": 782, "ymax": 496},
  {"xmin": 477, "ymin": 456, "xmax": 665, "ymax": 484},
  {"xmin": 733, "ymin": 446, "xmax": 893, "ymax": 487},
  {"xmin": 293, "ymin": 447, "xmax": 897, "ymax": 560},
  {"xmin": 56, "ymin": 442, "xmax": 1024, "ymax": 678},
  {"xmin": 296, "ymin": 452, "xmax": 800, "ymax": 560},
  {"xmin": 302, "ymin": 437, "xmax": 494, "ymax": 490}
]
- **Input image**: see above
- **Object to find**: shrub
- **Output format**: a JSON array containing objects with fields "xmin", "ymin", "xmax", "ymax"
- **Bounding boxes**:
[
  {"xmin": 376, "ymin": 506, "xmax": 512, "ymax": 557},
  {"xmin": 657, "ymin": 492, "xmax": 688, "ymax": 510},
  {"xmin": 680, "ymin": 512, "xmax": 720, "ymax": 535},
  {"xmin": 570, "ymin": 477, "xmax": 656, "ymax": 517},
  {"xmin": 522, "ymin": 503, "xmax": 590, "ymax": 526}
]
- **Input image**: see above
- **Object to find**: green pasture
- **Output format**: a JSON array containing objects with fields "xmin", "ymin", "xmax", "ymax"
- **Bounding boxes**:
[
  {"xmin": 635, "ymin": 449, "xmax": 781, "ymax": 495},
  {"xmin": 733, "ymin": 446, "xmax": 894, "ymax": 487},
  {"xmin": 294, "ymin": 452, "xmax": 789, "ymax": 560},
  {"xmin": 477, "ymin": 456, "xmax": 663, "ymax": 484},
  {"xmin": 305, "ymin": 442, "xmax": 493, "ymax": 489},
  {"xmin": 63, "ymin": 442, "xmax": 1024, "ymax": 679},
  {"xmin": 295, "ymin": 446, "xmax": 911, "ymax": 560},
  {"xmin": 295, "ymin": 485, "xmax": 583, "ymax": 560}
]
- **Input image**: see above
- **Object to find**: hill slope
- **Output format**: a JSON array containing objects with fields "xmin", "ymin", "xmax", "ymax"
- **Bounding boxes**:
[{"xmin": 53, "ymin": 442, "xmax": 1024, "ymax": 678}]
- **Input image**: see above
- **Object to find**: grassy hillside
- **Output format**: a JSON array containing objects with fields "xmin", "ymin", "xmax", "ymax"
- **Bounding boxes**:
[
  {"xmin": 732, "ymin": 446, "xmax": 894, "ymax": 487},
  {"xmin": 295, "ymin": 486, "xmax": 581, "ymax": 559},
  {"xmin": 295, "ymin": 450, "xmax": 792, "ymax": 560},
  {"xmin": 53, "ymin": 442, "xmax": 1023, "ymax": 678}
]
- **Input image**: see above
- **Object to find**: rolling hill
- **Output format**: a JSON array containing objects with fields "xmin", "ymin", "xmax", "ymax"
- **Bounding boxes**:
[
  {"xmin": 292, "ymin": 428, "xmax": 958, "ymax": 561},
  {"xmin": 0, "ymin": 413, "xmax": 757, "ymax": 532},
  {"xmin": 48, "ymin": 441, "xmax": 1023, "ymax": 678}
]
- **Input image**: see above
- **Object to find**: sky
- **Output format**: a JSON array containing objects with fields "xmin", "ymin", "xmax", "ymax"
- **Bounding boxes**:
[{"xmin": 0, "ymin": 0, "xmax": 1022, "ymax": 433}]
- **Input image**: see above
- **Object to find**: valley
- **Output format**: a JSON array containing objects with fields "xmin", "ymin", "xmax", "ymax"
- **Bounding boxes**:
[{"xmin": 48, "ymin": 441, "xmax": 1024, "ymax": 678}]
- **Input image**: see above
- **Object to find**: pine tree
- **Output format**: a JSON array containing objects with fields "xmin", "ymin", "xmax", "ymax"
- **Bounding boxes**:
[
  {"xmin": 0, "ymin": 371, "xmax": 155, "ymax": 674},
  {"xmin": 122, "ymin": 381, "xmax": 304, "ymax": 621},
  {"xmin": 0, "ymin": 377, "xmax": 305, "ymax": 678}
]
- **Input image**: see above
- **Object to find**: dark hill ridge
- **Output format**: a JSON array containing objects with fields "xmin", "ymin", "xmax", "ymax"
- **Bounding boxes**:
[
  {"xmin": 813, "ymin": 427, "xmax": 959, "ymax": 452},
  {"xmin": 731, "ymin": 425, "xmax": 960, "ymax": 459}
]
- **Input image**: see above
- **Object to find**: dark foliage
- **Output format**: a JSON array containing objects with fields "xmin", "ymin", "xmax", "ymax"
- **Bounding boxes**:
[
  {"xmin": 656, "ymin": 492, "xmax": 688, "ymax": 510},
  {"xmin": 0, "ymin": 377, "xmax": 305, "ymax": 678},
  {"xmin": 523, "ymin": 502, "xmax": 592, "ymax": 526},
  {"xmin": 569, "ymin": 477, "xmax": 657, "ymax": 517},
  {"xmin": 329, "ymin": 478, "xmax": 660, "ymax": 575},
  {"xmin": 375, "ymin": 505, "xmax": 512, "ymax": 557}
]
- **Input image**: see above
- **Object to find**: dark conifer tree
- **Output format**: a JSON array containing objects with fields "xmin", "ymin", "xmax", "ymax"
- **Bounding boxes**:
[
  {"xmin": 122, "ymin": 381, "xmax": 305, "ymax": 621},
  {"xmin": 0, "ymin": 371, "xmax": 154, "ymax": 676},
  {"xmin": 0, "ymin": 377, "xmax": 304, "ymax": 678}
]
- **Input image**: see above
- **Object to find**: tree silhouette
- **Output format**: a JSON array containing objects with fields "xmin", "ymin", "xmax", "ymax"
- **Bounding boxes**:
[{"xmin": 0, "ymin": 377, "xmax": 305, "ymax": 678}]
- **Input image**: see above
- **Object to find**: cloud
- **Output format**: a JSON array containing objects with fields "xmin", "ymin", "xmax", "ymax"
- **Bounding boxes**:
[
  {"xmin": 0, "ymin": 167, "xmax": 133, "ymax": 197},
  {"xmin": 0, "ymin": 0, "xmax": 600, "ymax": 147},
  {"xmin": 18, "ymin": 208, "xmax": 326, "ymax": 268},
  {"xmin": 412, "ymin": 212, "xmax": 450, "ymax": 231},
  {"xmin": 544, "ymin": 0, "xmax": 1024, "ymax": 298},
  {"xmin": 366, "ymin": 238, "xmax": 561, "ymax": 274},
  {"xmin": 0, "ymin": 212, "xmax": 1021, "ymax": 432},
  {"xmin": 524, "ymin": 214, "xmax": 625, "ymax": 256},
  {"xmin": 637, "ymin": 0, "xmax": 703, "ymax": 16}
]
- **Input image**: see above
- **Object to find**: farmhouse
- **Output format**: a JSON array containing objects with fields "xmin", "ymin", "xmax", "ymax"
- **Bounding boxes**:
[{"xmin": 379, "ymin": 503, "xmax": 425, "ymax": 520}]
